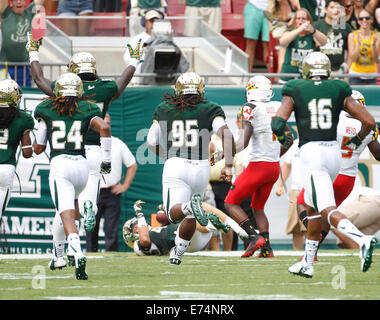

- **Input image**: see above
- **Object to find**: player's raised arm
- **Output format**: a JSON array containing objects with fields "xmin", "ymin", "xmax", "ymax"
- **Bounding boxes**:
[
  {"xmin": 26, "ymin": 33, "xmax": 54, "ymax": 97},
  {"xmin": 113, "ymin": 39, "xmax": 143, "ymax": 100}
]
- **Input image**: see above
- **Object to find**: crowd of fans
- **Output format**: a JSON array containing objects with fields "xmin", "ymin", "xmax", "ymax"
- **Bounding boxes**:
[{"xmin": 1, "ymin": 0, "xmax": 380, "ymax": 85}]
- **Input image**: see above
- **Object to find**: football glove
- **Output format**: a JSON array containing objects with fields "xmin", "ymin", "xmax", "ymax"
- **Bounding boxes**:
[
  {"xmin": 372, "ymin": 125, "xmax": 379, "ymax": 142},
  {"xmin": 344, "ymin": 134, "xmax": 363, "ymax": 150},
  {"xmin": 100, "ymin": 161, "xmax": 111, "ymax": 174},
  {"xmin": 276, "ymin": 131, "xmax": 292, "ymax": 149},
  {"xmin": 126, "ymin": 38, "xmax": 143, "ymax": 67},
  {"xmin": 133, "ymin": 200, "xmax": 145, "ymax": 218},
  {"xmin": 26, "ymin": 32, "xmax": 42, "ymax": 52},
  {"xmin": 209, "ymin": 150, "xmax": 223, "ymax": 166}
]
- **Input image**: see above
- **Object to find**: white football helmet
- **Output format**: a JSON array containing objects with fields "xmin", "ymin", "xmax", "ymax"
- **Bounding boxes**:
[
  {"xmin": 0, "ymin": 79, "xmax": 22, "ymax": 108},
  {"xmin": 351, "ymin": 90, "xmax": 365, "ymax": 106},
  {"xmin": 54, "ymin": 72, "xmax": 83, "ymax": 98},
  {"xmin": 68, "ymin": 52, "xmax": 97, "ymax": 75},
  {"xmin": 301, "ymin": 51, "xmax": 331, "ymax": 79},
  {"xmin": 175, "ymin": 72, "xmax": 205, "ymax": 96},
  {"xmin": 246, "ymin": 75, "xmax": 273, "ymax": 102},
  {"xmin": 122, "ymin": 218, "xmax": 139, "ymax": 248}
]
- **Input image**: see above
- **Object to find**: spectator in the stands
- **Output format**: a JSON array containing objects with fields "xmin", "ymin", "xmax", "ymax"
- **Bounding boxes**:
[
  {"xmin": 314, "ymin": 0, "xmax": 352, "ymax": 76},
  {"xmin": 347, "ymin": 8, "xmax": 380, "ymax": 84},
  {"xmin": 278, "ymin": 8, "xmax": 327, "ymax": 83},
  {"xmin": 57, "ymin": 0, "xmax": 93, "ymax": 36},
  {"xmin": 0, "ymin": 0, "xmax": 45, "ymax": 87},
  {"xmin": 292, "ymin": 0, "xmax": 325, "ymax": 22},
  {"xmin": 267, "ymin": 0, "xmax": 296, "ymax": 80},
  {"xmin": 93, "ymin": 0, "xmax": 121, "ymax": 12},
  {"xmin": 346, "ymin": 0, "xmax": 366, "ymax": 30},
  {"xmin": 244, "ymin": 0, "xmax": 270, "ymax": 73},
  {"xmin": 123, "ymin": 9, "xmax": 162, "ymax": 84},
  {"xmin": 183, "ymin": 0, "xmax": 221, "ymax": 37},
  {"xmin": 128, "ymin": 0, "xmax": 167, "ymax": 37}
]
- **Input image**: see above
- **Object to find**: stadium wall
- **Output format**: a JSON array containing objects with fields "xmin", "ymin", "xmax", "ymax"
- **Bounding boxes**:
[{"xmin": 2, "ymin": 86, "xmax": 380, "ymax": 254}]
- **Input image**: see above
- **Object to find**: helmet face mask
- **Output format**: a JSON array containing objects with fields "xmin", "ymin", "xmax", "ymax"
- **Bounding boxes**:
[
  {"xmin": 68, "ymin": 52, "xmax": 97, "ymax": 76},
  {"xmin": 54, "ymin": 72, "xmax": 84, "ymax": 98},
  {"xmin": 246, "ymin": 75, "xmax": 273, "ymax": 102},
  {"xmin": 175, "ymin": 72, "xmax": 205, "ymax": 96},
  {"xmin": 301, "ymin": 52, "xmax": 331, "ymax": 79},
  {"xmin": 0, "ymin": 79, "xmax": 22, "ymax": 108},
  {"xmin": 122, "ymin": 218, "xmax": 139, "ymax": 248}
]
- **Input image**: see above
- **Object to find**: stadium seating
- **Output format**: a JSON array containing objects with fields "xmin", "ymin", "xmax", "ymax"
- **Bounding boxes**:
[
  {"xmin": 231, "ymin": 0, "xmax": 246, "ymax": 14},
  {"xmin": 221, "ymin": 13, "xmax": 245, "ymax": 51},
  {"xmin": 221, "ymin": 0, "xmax": 232, "ymax": 14},
  {"xmin": 166, "ymin": 0, "xmax": 186, "ymax": 16},
  {"xmin": 89, "ymin": 12, "xmax": 127, "ymax": 36}
]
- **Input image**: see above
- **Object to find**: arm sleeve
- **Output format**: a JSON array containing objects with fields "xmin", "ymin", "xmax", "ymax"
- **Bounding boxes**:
[
  {"xmin": 212, "ymin": 116, "xmax": 226, "ymax": 133},
  {"xmin": 34, "ymin": 118, "xmax": 48, "ymax": 145},
  {"xmin": 147, "ymin": 121, "xmax": 161, "ymax": 146}
]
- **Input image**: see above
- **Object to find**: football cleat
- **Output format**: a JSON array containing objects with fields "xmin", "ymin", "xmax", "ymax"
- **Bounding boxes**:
[
  {"xmin": 75, "ymin": 255, "xmax": 88, "ymax": 280},
  {"xmin": 83, "ymin": 200, "xmax": 96, "ymax": 232},
  {"xmin": 301, "ymin": 51, "xmax": 331, "ymax": 79},
  {"xmin": 257, "ymin": 246, "xmax": 275, "ymax": 258},
  {"xmin": 190, "ymin": 193, "xmax": 208, "ymax": 227},
  {"xmin": 67, "ymin": 255, "xmax": 75, "ymax": 267},
  {"xmin": 360, "ymin": 236, "xmax": 377, "ymax": 272},
  {"xmin": 48, "ymin": 257, "xmax": 67, "ymax": 270},
  {"xmin": 207, "ymin": 213, "xmax": 231, "ymax": 233},
  {"xmin": 54, "ymin": 72, "xmax": 83, "ymax": 98},
  {"xmin": 288, "ymin": 261, "xmax": 314, "ymax": 278},
  {"xmin": 0, "ymin": 79, "xmax": 22, "ymax": 108},
  {"xmin": 169, "ymin": 246, "xmax": 185, "ymax": 265},
  {"xmin": 241, "ymin": 235, "xmax": 266, "ymax": 258}
]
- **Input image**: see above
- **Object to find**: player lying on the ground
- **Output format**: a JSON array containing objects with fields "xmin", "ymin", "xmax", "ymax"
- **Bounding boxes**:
[{"xmin": 123, "ymin": 200, "xmax": 248, "ymax": 256}]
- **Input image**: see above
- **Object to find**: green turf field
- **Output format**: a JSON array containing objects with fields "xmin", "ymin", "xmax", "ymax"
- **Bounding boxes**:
[{"xmin": 0, "ymin": 250, "xmax": 379, "ymax": 300}]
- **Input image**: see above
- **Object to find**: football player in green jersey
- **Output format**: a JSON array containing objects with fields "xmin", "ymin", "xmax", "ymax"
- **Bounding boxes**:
[
  {"xmin": 122, "ymin": 200, "xmax": 248, "ymax": 256},
  {"xmin": 26, "ymin": 32, "xmax": 142, "ymax": 234},
  {"xmin": 33, "ymin": 72, "xmax": 112, "ymax": 280},
  {"xmin": 0, "ymin": 79, "xmax": 34, "ymax": 225},
  {"xmin": 271, "ymin": 51, "xmax": 377, "ymax": 277},
  {"xmin": 147, "ymin": 72, "xmax": 236, "ymax": 265}
]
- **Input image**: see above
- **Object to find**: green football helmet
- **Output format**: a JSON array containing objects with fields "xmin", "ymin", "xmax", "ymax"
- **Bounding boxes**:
[
  {"xmin": 68, "ymin": 52, "xmax": 97, "ymax": 75},
  {"xmin": 301, "ymin": 52, "xmax": 331, "ymax": 79},
  {"xmin": 0, "ymin": 79, "xmax": 22, "ymax": 108},
  {"xmin": 175, "ymin": 72, "xmax": 205, "ymax": 96},
  {"xmin": 54, "ymin": 72, "xmax": 83, "ymax": 98},
  {"xmin": 122, "ymin": 218, "xmax": 139, "ymax": 248}
]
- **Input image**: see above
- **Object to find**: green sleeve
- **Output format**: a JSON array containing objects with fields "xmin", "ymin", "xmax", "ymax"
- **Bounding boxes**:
[
  {"xmin": 102, "ymin": 80, "xmax": 118, "ymax": 99},
  {"xmin": 1, "ymin": 5, "xmax": 11, "ymax": 19},
  {"xmin": 26, "ymin": 2, "xmax": 36, "ymax": 15},
  {"xmin": 23, "ymin": 112, "xmax": 35, "ymax": 132},
  {"xmin": 281, "ymin": 79, "xmax": 298, "ymax": 98},
  {"xmin": 89, "ymin": 102, "xmax": 103, "ymax": 118},
  {"xmin": 208, "ymin": 104, "xmax": 225, "ymax": 121},
  {"xmin": 152, "ymin": 104, "xmax": 163, "ymax": 122},
  {"xmin": 50, "ymin": 80, "xmax": 56, "ymax": 91},
  {"xmin": 337, "ymin": 80, "xmax": 352, "ymax": 98}
]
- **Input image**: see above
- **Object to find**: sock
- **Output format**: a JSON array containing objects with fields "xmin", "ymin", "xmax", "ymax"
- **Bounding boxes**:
[
  {"xmin": 175, "ymin": 235, "xmax": 190, "ymax": 254},
  {"xmin": 181, "ymin": 201, "xmax": 192, "ymax": 216},
  {"xmin": 67, "ymin": 233, "xmax": 83, "ymax": 257},
  {"xmin": 75, "ymin": 220, "xmax": 80, "ymax": 231},
  {"xmin": 303, "ymin": 238, "xmax": 319, "ymax": 267},
  {"xmin": 53, "ymin": 241, "xmax": 65, "ymax": 259},
  {"xmin": 337, "ymin": 218, "xmax": 365, "ymax": 246},
  {"xmin": 240, "ymin": 219, "xmax": 258, "ymax": 236},
  {"xmin": 299, "ymin": 210, "xmax": 308, "ymax": 228}
]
